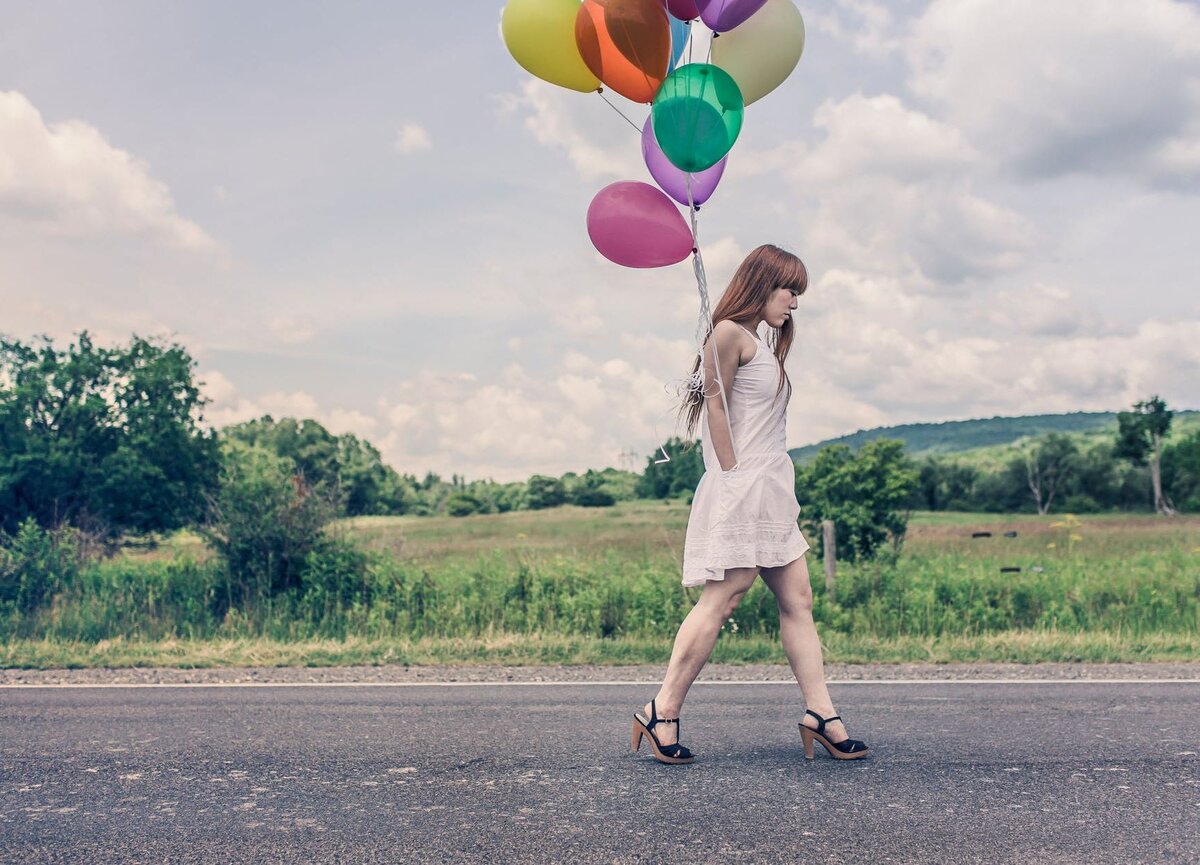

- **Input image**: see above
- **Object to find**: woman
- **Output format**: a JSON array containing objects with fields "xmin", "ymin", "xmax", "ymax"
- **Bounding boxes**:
[{"xmin": 630, "ymin": 244, "xmax": 870, "ymax": 764}]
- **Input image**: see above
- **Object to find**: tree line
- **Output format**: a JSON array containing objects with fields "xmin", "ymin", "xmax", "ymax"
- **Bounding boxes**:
[
  {"xmin": 3, "ymin": 332, "xmax": 1193, "ymax": 628},
  {"xmin": 2, "ymin": 333, "xmax": 1195, "ymax": 544}
]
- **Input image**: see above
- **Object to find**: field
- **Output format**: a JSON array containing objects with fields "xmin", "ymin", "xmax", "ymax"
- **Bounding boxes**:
[{"xmin": 3, "ymin": 503, "xmax": 1198, "ymax": 668}]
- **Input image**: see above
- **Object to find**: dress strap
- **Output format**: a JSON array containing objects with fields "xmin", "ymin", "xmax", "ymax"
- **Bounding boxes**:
[{"xmin": 734, "ymin": 322, "xmax": 761, "ymax": 342}]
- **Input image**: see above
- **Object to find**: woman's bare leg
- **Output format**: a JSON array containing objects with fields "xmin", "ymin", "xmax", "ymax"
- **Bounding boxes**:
[
  {"xmin": 647, "ymin": 566, "xmax": 759, "ymax": 746},
  {"xmin": 759, "ymin": 555, "xmax": 850, "ymax": 743}
]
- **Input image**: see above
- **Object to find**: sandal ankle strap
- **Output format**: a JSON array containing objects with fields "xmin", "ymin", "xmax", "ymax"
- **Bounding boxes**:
[{"xmin": 804, "ymin": 708, "xmax": 841, "ymax": 733}]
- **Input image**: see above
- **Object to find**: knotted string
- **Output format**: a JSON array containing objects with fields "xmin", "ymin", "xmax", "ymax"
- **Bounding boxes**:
[{"xmin": 666, "ymin": 174, "xmax": 738, "ymax": 472}]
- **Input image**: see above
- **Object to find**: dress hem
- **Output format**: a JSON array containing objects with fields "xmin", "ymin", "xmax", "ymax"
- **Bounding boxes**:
[{"xmin": 680, "ymin": 533, "xmax": 811, "ymax": 587}]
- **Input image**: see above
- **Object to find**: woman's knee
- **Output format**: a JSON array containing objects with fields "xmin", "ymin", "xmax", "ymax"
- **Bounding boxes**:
[
  {"xmin": 787, "ymin": 579, "xmax": 814, "ymax": 615},
  {"xmin": 700, "ymin": 568, "xmax": 756, "ymax": 620},
  {"xmin": 763, "ymin": 557, "xmax": 813, "ymax": 615}
]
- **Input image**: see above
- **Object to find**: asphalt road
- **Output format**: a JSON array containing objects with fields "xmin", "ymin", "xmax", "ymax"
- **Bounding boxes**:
[{"xmin": 2, "ymin": 681, "xmax": 1198, "ymax": 864}]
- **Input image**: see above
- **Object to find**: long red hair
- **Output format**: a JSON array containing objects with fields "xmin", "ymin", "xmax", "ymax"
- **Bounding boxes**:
[{"xmin": 678, "ymin": 243, "xmax": 808, "ymax": 439}]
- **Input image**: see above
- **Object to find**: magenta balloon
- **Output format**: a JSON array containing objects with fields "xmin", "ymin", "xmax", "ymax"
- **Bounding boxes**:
[
  {"xmin": 586, "ymin": 181, "xmax": 694, "ymax": 268},
  {"xmin": 695, "ymin": 0, "xmax": 768, "ymax": 31},
  {"xmin": 665, "ymin": 0, "xmax": 701, "ymax": 20},
  {"xmin": 641, "ymin": 116, "xmax": 726, "ymax": 207}
]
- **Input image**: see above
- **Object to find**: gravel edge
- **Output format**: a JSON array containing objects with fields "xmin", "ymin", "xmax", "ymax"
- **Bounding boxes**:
[{"xmin": 3, "ymin": 661, "xmax": 1200, "ymax": 685}]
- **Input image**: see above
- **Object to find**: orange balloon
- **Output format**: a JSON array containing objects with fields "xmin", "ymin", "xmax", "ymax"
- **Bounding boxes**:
[{"xmin": 575, "ymin": 0, "xmax": 671, "ymax": 104}]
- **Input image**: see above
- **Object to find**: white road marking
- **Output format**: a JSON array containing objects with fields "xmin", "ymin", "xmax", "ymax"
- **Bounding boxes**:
[{"xmin": 1, "ymin": 678, "xmax": 1198, "ymax": 689}]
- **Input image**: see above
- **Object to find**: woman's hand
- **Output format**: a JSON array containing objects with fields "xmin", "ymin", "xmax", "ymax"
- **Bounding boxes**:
[{"xmin": 703, "ymin": 321, "xmax": 746, "ymax": 472}]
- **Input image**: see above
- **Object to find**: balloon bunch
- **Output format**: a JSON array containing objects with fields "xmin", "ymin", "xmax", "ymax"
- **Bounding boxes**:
[
  {"xmin": 502, "ymin": 0, "xmax": 806, "ymax": 460},
  {"xmin": 502, "ymin": 0, "xmax": 805, "ymax": 268}
]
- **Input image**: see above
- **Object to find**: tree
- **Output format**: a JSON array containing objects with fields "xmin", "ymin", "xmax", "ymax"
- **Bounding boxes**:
[
  {"xmin": 1163, "ymin": 430, "xmax": 1200, "ymax": 513},
  {"xmin": 526, "ymin": 474, "xmax": 566, "ymax": 509},
  {"xmin": 795, "ymin": 440, "xmax": 918, "ymax": 562},
  {"xmin": 222, "ymin": 417, "xmax": 340, "ymax": 490},
  {"xmin": 0, "ymin": 332, "xmax": 219, "ymax": 538},
  {"xmin": 1022, "ymin": 433, "xmax": 1079, "ymax": 515},
  {"xmin": 1116, "ymin": 396, "xmax": 1176, "ymax": 515},
  {"xmin": 569, "ymin": 469, "xmax": 617, "ymax": 507},
  {"xmin": 913, "ymin": 457, "xmax": 979, "ymax": 511},
  {"xmin": 636, "ymin": 436, "xmax": 704, "ymax": 499},
  {"xmin": 222, "ymin": 417, "xmax": 419, "ymax": 516}
]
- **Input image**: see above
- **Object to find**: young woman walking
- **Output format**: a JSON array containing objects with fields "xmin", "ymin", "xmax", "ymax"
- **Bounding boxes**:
[{"xmin": 630, "ymin": 244, "xmax": 870, "ymax": 764}]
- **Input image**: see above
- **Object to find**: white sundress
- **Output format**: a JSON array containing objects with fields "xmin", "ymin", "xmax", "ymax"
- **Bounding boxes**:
[{"xmin": 681, "ymin": 326, "xmax": 810, "ymax": 587}]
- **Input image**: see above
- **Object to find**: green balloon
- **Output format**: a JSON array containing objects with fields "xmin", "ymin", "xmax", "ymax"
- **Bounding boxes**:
[{"xmin": 651, "ymin": 63, "xmax": 744, "ymax": 174}]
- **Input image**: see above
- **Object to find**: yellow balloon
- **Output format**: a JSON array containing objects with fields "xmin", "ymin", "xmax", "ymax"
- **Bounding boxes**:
[
  {"xmin": 502, "ymin": 0, "xmax": 601, "ymax": 94},
  {"xmin": 711, "ymin": 0, "xmax": 804, "ymax": 106}
]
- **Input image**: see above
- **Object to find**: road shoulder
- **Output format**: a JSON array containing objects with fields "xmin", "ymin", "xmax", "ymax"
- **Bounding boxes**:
[{"xmin": 3, "ymin": 661, "xmax": 1200, "ymax": 685}]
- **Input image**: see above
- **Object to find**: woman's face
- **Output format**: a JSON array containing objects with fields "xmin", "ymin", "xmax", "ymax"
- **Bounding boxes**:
[{"xmin": 765, "ymin": 285, "xmax": 801, "ymax": 328}]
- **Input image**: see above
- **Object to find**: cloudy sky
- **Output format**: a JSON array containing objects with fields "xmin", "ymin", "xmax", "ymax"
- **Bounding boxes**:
[{"xmin": 2, "ymin": 0, "xmax": 1198, "ymax": 482}]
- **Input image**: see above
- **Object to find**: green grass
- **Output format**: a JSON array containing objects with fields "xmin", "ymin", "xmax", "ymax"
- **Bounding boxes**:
[{"xmin": 3, "ymin": 505, "xmax": 1198, "ymax": 668}]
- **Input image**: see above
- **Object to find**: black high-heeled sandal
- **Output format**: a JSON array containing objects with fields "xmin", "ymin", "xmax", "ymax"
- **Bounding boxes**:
[
  {"xmin": 631, "ymin": 698, "xmax": 695, "ymax": 764},
  {"xmin": 799, "ymin": 708, "xmax": 870, "ymax": 760}
]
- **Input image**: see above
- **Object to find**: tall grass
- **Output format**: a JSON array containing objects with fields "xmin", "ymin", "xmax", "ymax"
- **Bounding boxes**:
[{"xmin": 4, "ymin": 507, "xmax": 1197, "ymax": 668}]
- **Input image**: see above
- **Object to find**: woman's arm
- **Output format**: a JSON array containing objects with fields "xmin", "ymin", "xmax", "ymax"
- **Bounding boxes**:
[{"xmin": 702, "ymin": 321, "xmax": 744, "ymax": 472}]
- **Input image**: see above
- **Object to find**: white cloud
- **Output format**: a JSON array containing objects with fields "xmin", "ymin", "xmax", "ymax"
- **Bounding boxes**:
[
  {"xmin": 498, "ymin": 79, "xmax": 644, "ymax": 181},
  {"xmin": 0, "ymin": 90, "xmax": 217, "ymax": 249},
  {"xmin": 198, "ymin": 375, "xmax": 370, "ymax": 437},
  {"xmin": 756, "ymin": 93, "xmax": 1035, "ymax": 285},
  {"xmin": 977, "ymin": 282, "xmax": 1104, "ymax": 339},
  {"xmin": 394, "ymin": 122, "xmax": 432, "ymax": 155},
  {"xmin": 374, "ymin": 349, "xmax": 698, "ymax": 482},
  {"xmin": 268, "ymin": 315, "xmax": 317, "ymax": 345},
  {"xmin": 812, "ymin": 0, "xmax": 902, "ymax": 59},
  {"xmin": 792, "ymin": 267, "xmax": 1200, "ymax": 428},
  {"xmin": 907, "ymin": 0, "xmax": 1200, "ymax": 184}
]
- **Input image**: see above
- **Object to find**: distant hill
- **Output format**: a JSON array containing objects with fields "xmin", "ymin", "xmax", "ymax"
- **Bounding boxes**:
[{"xmin": 787, "ymin": 410, "xmax": 1200, "ymax": 463}]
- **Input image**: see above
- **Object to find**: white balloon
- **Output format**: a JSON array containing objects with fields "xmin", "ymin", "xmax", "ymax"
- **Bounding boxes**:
[{"xmin": 711, "ymin": 0, "xmax": 805, "ymax": 106}]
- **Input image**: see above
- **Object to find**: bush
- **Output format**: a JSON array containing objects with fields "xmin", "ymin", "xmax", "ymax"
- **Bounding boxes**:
[
  {"xmin": 299, "ymin": 537, "xmax": 373, "ymax": 616},
  {"xmin": 575, "ymin": 488, "xmax": 616, "ymax": 507},
  {"xmin": 446, "ymin": 492, "xmax": 485, "ymax": 517},
  {"xmin": 527, "ymin": 475, "xmax": 566, "ymax": 509},
  {"xmin": 0, "ymin": 518, "xmax": 84, "ymax": 616},
  {"xmin": 200, "ymin": 441, "xmax": 339, "ymax": 607},
  {"xmin": 1060, "ymin": 494, "xmax": 1101, "ymax": 514},
  {"xmin": 796, "ymin": 440, "xmax": 918, "ymax": 562}
]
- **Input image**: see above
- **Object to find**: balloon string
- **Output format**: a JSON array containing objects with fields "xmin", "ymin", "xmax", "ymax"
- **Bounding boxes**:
[
  {"xmin": 597, "ymin": 91, "xmax": 645, "ymax": 135},
  {"xmin": 686, "ymin": 173, "xmax": 739, "ymax": 472}
]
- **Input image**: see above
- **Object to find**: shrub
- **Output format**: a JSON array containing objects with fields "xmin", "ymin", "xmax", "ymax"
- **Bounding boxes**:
[
  {"xmin": 200, "ymin": 441, "xmax": 339, "ymax": 607},
  {"xmin": 527, "ymin": 475, "xmax": 566, "ymax": 509},
  {"xmin": 795, "ymin": 440, "xmax": 919, "ymax": 562},
  {"xmin": 0, "ymin": 518, "xmax": 84, "ymax": 616}
]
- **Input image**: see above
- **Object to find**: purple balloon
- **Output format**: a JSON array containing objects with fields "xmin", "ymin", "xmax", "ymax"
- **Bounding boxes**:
[
  {"xmin": 696, "ymin": 0, "xmax": 768, "ymax": 32},
  {"xmin": 665, "ymin": 0, "xmax": 700, "ymax": 20},
  {"xmin": 587, "ymin": 181, "xmax": 694, "ymax": 268},
  {"xmin": 641, "ymin": 116, "xmax": 726, "ymax": 208}
]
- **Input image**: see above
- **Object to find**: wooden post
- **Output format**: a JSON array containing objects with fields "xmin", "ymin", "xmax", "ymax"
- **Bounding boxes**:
[{"xmin": 822, "ymin": 519, "xmax": 836, "ymax": 600}]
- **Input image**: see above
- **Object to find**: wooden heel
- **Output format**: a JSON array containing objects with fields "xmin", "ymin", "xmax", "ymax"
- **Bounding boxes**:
[
  {"xmin": 799, "ymin": 726, "xmax": 815, "ymax": 759},
  {"xmin": 799, "ymin": 709, "xmax": 871, "ymax": 760},
  {"xmin": 631, "ymin": 700, "xmax": 695, "ymax": 765}
]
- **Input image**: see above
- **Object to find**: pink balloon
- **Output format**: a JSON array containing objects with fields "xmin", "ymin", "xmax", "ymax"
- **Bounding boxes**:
[
  {"xmin": 586, "ymin": 181, "xmax": 695, "ymax": 268},
  {"xmin": 695, "ymin": 0, "xmax": 767, "ymax": 32},
  {"xmin": 665, "ymin": 0, "xmax": 700, "ymax": 20},
  {"xmin": 641, "ymin": 116, "xmax": 726, "ymax": 207}
]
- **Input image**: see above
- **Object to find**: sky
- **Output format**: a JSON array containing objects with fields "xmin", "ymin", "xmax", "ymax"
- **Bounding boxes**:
[{"xmin": 1, "ymin": 0, "xmax": 1198, "ymax": 483}]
